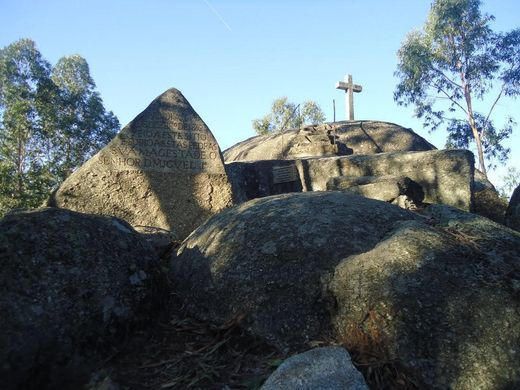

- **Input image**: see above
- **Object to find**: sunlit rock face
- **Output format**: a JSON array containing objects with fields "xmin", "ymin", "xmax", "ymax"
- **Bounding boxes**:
[
  {"xmin": 261, "ymin": 346, "xmax": 368, "ymax": 390},
  {"xmin": 49, "ymin": 88, "xmax": 234, "ymax": 241},
  {"xmin": 223, "ymin": 120, "xmax": 436, "ymax": 162}
]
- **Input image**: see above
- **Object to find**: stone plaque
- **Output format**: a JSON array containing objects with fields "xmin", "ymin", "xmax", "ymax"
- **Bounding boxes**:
[
  {"xmin": 49, "ymin": 88, "xmax": 234, "ymax": 241},
  {"xmin": 272, "ymin": 164, "xmax": 299, "ymax": 184}
]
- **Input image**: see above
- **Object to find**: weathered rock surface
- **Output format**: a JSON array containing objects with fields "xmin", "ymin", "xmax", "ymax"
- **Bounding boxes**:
[
  {"xmin": 0, "ymin": 208, "xmax": 159, "ymax": 389},
  {"xmin": 171, "ymin": 192, "xmax": 421, "ymax": 347},
  {"xmin": 224, "ymin": 120, "xmax": 435, "ymax": 162},
  {"xmin": 49, "ymin": 88, "xmax": 234, "ymax": 241},
  {"xmin": 473, "ymin": 170, "xmax": 508, "ymax": 223},
  {"xmin": 505, "ymin": 184, "xmax": 520, "ymax": 231},
  {"xmin": 326, "ymin": 175, "xmax": 424, "ymax": 206},
  {"xmin": 171, "ymin": 192, "xmax": 520, "ymax": 389},
  {"xmin": 226, "ymin": 149, "xmax": 474, "ymax": 211},
  {"xmin": 261, "ymin": 347, "xmax": 368, "ymax": 390},
  {"xmin": 331, "ymin": 205, "xmax": 520, "ymax": 389}
]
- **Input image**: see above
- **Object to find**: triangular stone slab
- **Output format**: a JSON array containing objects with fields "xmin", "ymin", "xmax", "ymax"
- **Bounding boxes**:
[{"xmin": 49, "ymin": 88, "xmax": 234, "ymax": 241}]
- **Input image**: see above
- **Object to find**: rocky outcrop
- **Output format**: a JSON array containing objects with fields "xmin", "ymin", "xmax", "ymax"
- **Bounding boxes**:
[
  {"xmin": 171, "ymin": 192, "xmax": 420, "ymax": 347},
  {"xmin": 0, "ymin": 208, "xmax": 159, "ymax": 389},
  {"xmin": 505, "ymin": 184, "xmax": 520, "ymax": 231},
  {"xmin": 326, "ymin": 175, "xmax": 424, "ymax": 207},
  {"xmin": 226, "ymin": 149, "xmax": 474, "ymax": 211},
  {"xmin": 224, "ymin": 121, "xmax": 513, "ymax": 223},
  {"xmin": 331, "ymin": 205, "xmax": 520, "ymax": 389},
  {"xmin": 261, "ymin": 347, "xmax": 368, "ymax": 390},
  {"xmin": 473, "ymin": 170, "xmax": 508, "ymax": 223},
  {"xmin": 49, "ymin": 88, "xmax": 234, "ymax": 241},
  {"xmin": 170, "ymin": 192, "xmax": 520, "ymax": 389},
  {"xmin": 224, "ymin": 121, "xmax": 435, "ymax": 162}
]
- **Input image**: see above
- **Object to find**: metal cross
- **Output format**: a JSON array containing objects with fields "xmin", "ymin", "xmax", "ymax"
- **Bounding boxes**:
[{"xmin": 336, "ymin": 74, "xmax": 362, "ymax": 120}]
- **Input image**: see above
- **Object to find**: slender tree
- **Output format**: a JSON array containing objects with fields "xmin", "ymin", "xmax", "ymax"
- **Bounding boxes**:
[
  {"xmin": 50, "ymin": 55, "xmax": 119, "ymax": 180},
  {"xmin": 0, "ymin": 39, "xmax": 55, "ymax": 213},
  {"xmin": 0, "ymin": 40, "xmax": 119, "ymax": 216},
  {"xmin": 394, "ymin": 0, "xmax": 520, "ymax": 176},
  {"xmin": 252, "ymin": 97, "xmax": 326, "ymax": 135}
]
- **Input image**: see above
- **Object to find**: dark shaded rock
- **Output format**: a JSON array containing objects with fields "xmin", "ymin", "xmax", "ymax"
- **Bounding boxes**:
[
  {"xmin": 261, "ymin": 347, "xmax": 368, "ymax": 390},
  {"xmin": 86, "ymin": 373, "xmax": 120, "ymax": 390},
  {"xmin": 326, "ymin": 175, "xmax": 424, "ymax": 206},
  {"xmin": 134, "ymin": 225, "xmax": 176, "ymax": 257},
  {"xmin": 171, "ymin": 192, "xmax": 520, "ymax": 389},
  {"xmin": 505, "ymin": 184, "xmax": 520, "ymax": 231},
  {"xmin": 224, "ymin": 120, "xmax": 435, "ymax": 162},
  {"xmin": 225, "ymin": 160, "xmax": 303, "ymax": 204},
  {"xmin": 171, "ymin": 192, "xmax": 422, "ymax": 348},
  {"xmin": 49, "ymin": 88, "xmax": 234, "ymax": 241},
  {"xmin": 473, "ymin": 187, "xmax": 508, "ymax": 223},
  {"xmin": 330, "ymin": 212, "xmax": 520, "ymax": 389},
  {"xmin": 473, "ymin": 170, "xmax": 508, "ymax": 224},
  {"xmin": 0, "ymin": 208, "xmax": 159, "ymax": 389},
  {"xmin": 226, "ymin": 149, "xmax": 474, "ymax": 211}
]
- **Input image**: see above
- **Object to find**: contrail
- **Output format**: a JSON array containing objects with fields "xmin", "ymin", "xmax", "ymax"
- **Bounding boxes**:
[{"xmin": 203, "ymin": 0, "xmax": 232, "ymax": 32}]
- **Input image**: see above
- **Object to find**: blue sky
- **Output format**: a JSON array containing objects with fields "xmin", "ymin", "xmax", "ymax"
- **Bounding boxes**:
[{"xmin": 1, "ymin": 0, "xmax": 518, "ymax": 186}]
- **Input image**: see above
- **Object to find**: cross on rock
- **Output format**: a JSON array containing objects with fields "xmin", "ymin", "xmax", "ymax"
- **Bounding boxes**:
[{"xmin": 336, "ymin": 74, "xmax": 362, "ymax": 120}]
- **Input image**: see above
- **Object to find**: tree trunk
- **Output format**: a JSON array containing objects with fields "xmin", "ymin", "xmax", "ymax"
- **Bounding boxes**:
[
  {"xmin": 461, "ymin": 79, "xmax": 487, "ymax": 177},
  {"xmin": 16, "ymin": 136, "xmax": 24, "ymax": 200},
  {"xmin": 468, "ymin": 115, "xmax": 487, "ymax": 176}
]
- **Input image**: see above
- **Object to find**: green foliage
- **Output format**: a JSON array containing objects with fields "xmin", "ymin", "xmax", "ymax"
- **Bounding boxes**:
[
  {"xmin": 0, "ymin": 39, "xmax": 55, "ymax": 214},
  {"xmin": 498, "ymin": 166, "xmax": 520, "ymax": 200},
  {"xmin": 50, "ymin": 55, "xmax": 119, "ymax": 180},
  {"xmin": 252, "ymin": 97, "xmax": 326, "ymax": 135},
  {"xmin": 394, "ymin": 0, "xmax": 520, "ymax": 177},
  {"xmin": 0, "ymin": 39, "xmax": 119, "ymax": 216},
  {"xmin": 445, "ymin": 114, "xmax": 514, "ymax": 170}
]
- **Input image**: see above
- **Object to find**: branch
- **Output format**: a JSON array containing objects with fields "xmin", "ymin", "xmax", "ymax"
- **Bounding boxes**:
[
  {"xmin": 481, "ymin": 83, "xmax": 505, "ymax": 138},
  {"xmin": 481, "ymin": 63, "xmax": 514, "ymax": 139},
  {"xmin": 429, "ymin": 82, "xmax": 468, "ymax": 115},
  {"xmin": 431, "ymin": 67, "xmax": 463, "ymax": 89},
  {"xmin": 440, "ymin": 116, "xmax": 466, "ymax": 123},
  {"xmin": 423, "ymin": 109, "xmax": 467, "ymax": 123}
]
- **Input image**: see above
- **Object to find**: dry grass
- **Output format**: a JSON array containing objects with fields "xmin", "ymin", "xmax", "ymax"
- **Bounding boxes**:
[
  {"xmin": 96, "ymin": 300, "xmax": 427, "ymax": 389},
  {"xmin": 100, "ymin": 298, "xmax": 283, "ymax": 389},
  {"xmin": 339, "ymin": 310, "xmax": 422, "ymax": 390}
]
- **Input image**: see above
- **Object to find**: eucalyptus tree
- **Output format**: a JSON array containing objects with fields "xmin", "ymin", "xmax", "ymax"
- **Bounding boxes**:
[
  {"xmin": 394, "ymin": 0, "xmax": 520, "ymax": 176},
  {"xmin": 51, "ymin": 55, "xmax": 119, "ymax": 180},
  {"xmin": 252, "ymin": 97, "xmax": 326, "ymax": 135},
  {"xmin": 0, "ymin": 39, "xmax": 55, "ymax": 213},
  {"xmin": 0, "ymin": 39, "xmax": 119, "ymax": 216}
]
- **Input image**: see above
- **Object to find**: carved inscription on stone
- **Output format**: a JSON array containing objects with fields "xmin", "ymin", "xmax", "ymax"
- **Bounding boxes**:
[
  {"xmin": 272, "ymin": 164, "xmax": 299, "ymax": 184},
  {"xmin": 99, "ymin": 111, "xmax": 222, "ymax": 174}
]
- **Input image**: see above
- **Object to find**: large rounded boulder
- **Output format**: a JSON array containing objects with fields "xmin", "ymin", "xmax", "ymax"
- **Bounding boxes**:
[
  {"xmin": 0, "ymin": 208, "xmax": 159, "ymax": 389},
  {"xmin": 171, "ymin": 192, "xmax": 520, "ymax": 389},
  {"xmin": 331, "ymin": 205, "xmax": 520, "ymax": 389},
  {"xmin": 171, "ymin": 192, "xmax": 421, "ymax": 346},
  {"xmin": 223, "ymin": 120, "xmax": 435, "ymax": 162}
]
